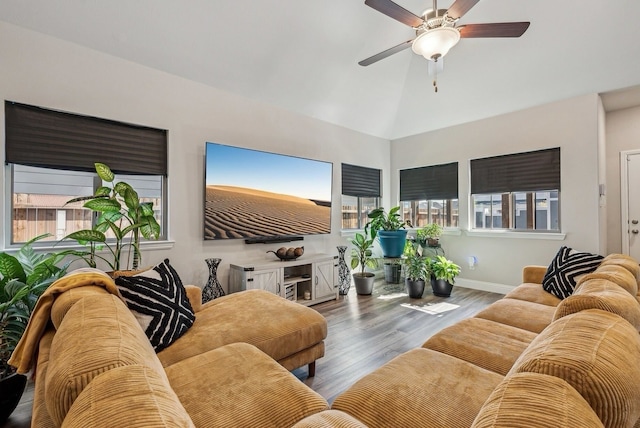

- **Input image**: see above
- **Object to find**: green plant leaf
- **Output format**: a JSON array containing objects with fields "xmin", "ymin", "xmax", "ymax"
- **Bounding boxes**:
[
  {"xmin": 114, "ymin": 182, "xmax": 132, "ymax": 198},
  {"xmin": 64, "ymin": 229, "xmax": 106, "ymax": 243},
  {"xmin": 123, "ymin": 187, "xmax": 140, "ymax": 212},
  {"xmin": 0, "ymin": 253, "xmax": 26, "ymax": 285},
  {"xmin": 84, "ymin": 198, "xmax": 121, "ymax": 212},
  {"xmin": 139, "ymin": 202, "xmax": 154, "ymax": 217},
  {"xmin": 95, "ymin": 186, "xmax": 112, "ymax": 197},
  {"xmin": 139, "ymin": 216, "xmax": 161, "ymax": 239},
  {"xmin": 95, "ymin": 163, "xmax": 114, "ymax": 182}
]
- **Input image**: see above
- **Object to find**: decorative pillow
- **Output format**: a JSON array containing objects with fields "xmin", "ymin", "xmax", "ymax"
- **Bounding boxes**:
[
  {"xmin": 542, "ymin": 246, "xmax": 603, "ymax": 299},
  {"xmin": 115, "ymin": 259, "xmax": 196, "ymax": 352}
]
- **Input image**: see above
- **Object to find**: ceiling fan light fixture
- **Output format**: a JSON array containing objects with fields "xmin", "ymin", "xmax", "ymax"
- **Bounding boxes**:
[{"xmin": 411, "ymin": 26, "xmax": 460, "ymax": 61}]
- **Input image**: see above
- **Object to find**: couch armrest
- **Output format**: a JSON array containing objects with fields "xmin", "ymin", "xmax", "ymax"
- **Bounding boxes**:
[
  {"xmin": 184, "ymin": 285, "xmax": 202, "ymax": 312},
  {"xmin": 523, "ymin": 266, "xmax": 547, "ymax": 284}
]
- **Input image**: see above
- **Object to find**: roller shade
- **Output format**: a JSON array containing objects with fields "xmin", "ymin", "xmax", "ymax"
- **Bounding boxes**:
[
  {"xmin": 471, "ymin": 148, "xmax": 560, "ymax": 194},
  {"xmin": 341, "ymin": 163, "xmax": 381, "ymax": 197},
  {"xmin": 5, "ymin": 101, "xmax": 167, "ymax": 176},
  {"xmin": 400, "ymin": 162, "xmax": 458, "ymax": 201}
]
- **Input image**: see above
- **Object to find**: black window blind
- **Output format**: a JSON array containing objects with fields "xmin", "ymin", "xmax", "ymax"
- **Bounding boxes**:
[
  {"xmin": 341, "ymin": 163, "xmax": 381, "ymax": 198},
  {"xmin": 400, "ymin": 162, "xmax": 458, "ymax": 201},
  {"xmin": 470, "ymin": 148, "xmax": 560, "ymax": 194},
  {"xmin": 5, "ymin": 101, "xmax": 167, "ymax": 175}
]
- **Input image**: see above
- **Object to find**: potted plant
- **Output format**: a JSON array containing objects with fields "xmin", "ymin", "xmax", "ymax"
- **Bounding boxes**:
[
  {"xmin": 417, "ymin": 223, "xmax": 442, "ymax": 247},
  {"xmin": 430, "ymin": 255, "xmax": 461, "ymax": 297},
  {"xmin": 350, "ymin": 233, "xmax": 379, "ymax": 295},
  {"xmin": 403, "ymin": 244, "xmax": 431, "ymax": 299},
  {"xmin": 63, "ymin": 163, "xmax": 161, "ymax": 271},
  {"xmin": 365, "ymin": 206, "xmax": 411, "ymax": 258},
  {"xmin": 0, "ymin": 234, "xmax": 75, "ymax": 423}
]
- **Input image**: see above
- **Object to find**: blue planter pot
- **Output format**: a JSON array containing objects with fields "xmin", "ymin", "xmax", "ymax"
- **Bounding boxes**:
[{"xmin": 377, "ymin": 230, "xmax": 407, "ymax": 258}]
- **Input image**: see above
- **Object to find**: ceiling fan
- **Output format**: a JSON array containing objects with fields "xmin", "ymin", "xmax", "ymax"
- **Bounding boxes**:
[{"xmin": 359, "ymin": 0, "xmax": 530, "ymax": 72}]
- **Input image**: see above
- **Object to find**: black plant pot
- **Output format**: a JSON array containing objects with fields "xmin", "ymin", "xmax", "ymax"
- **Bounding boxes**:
[
  {"xmin": 353, "ymin": 272, "xmax": 376, "ymax": 295},
  {"xmin": 406, "ymin": 279, "xmax": 426, "ymax": 298},
  {"xmin": 431, "ymin": 277, "xmax": 453, "ymax": 297},
  {"xmin": 0, "ymin": 372, "xmax": 27, "ymax": 424}
]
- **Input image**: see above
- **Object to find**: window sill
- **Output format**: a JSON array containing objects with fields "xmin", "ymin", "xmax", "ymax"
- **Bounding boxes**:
[
  {"xmin": 464, "ymin": 230, "xmax": 566, "ymax": 240},
  {"xmin": 4, "ymin": 239, "xmax": 175, "ymax": 254}
]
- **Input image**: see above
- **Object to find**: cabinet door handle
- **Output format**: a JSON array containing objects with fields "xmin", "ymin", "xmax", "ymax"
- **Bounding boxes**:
[
  {"xmin": 277, "ymin": 282, "xmax": 281, "ymax": 293},
  {"xmin": 315, "ymin": 275, "xmax": 318, "ymax": 285}
]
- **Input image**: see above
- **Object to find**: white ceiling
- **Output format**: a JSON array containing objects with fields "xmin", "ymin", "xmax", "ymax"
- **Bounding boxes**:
[{"xmin": 1, "ymin": 0, "xmax": 640, "ymax": 140}]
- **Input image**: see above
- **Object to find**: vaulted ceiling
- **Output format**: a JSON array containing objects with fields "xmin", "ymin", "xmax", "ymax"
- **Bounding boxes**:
[{"xmin": 1, "ymin": 0, "xmax": 640, "ymax": 140}]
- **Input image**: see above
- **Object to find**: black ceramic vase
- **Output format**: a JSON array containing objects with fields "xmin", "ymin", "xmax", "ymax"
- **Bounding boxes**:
[{"xmin": 202, "ymin": 258, "xmax": 226, "ymax": 303}]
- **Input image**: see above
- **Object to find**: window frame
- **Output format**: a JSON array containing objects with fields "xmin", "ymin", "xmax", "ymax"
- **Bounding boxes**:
[
  {"xmin": 470, "ymin": 148, "xmax": 561, "ymax": 233},
  {"xmin": 7, "ymin": 164, "xmax": 169, "ymax": 247}
]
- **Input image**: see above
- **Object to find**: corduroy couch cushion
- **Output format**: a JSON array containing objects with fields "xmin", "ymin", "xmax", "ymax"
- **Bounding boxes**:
[
  {"xmin": 50, "ymin": 285, "xmax": 111, "ymax": 329},
  {"xmin": 578, "ymin": 265, "xmax": 639, "ymax": 296},
  {"xmin": 61, "ymin": 365, "xmax": 194, "ymax": 428},
  {"xmin": 471, "ymin": 372, "xmax": 603, "ymax": 428},
  {"xmin": 422, "ymin": 317, "xmax": 536, "ymax": 375},
  {"xmin": 164, "ymin": 342, "xmax": 329, "ymax": 427},
  {"xmin": 554, "ymin": 277, "xmax": 640, "ymax": 329},
  {"xmin": 599, "ymin": 254, "xmax": 640, "ymax": 281},
  {"xmin": 157, "ymin": 289, "xmax": 327, "ymax": 367},
  {"xmin": 503, "ymin": 282, "xmax": 561, "ymax": 307},
  {"xmin": 509, "ymin": 309, "xmax": 640, "ymax": 427},
  {"xmin": 474, "ymin": 298, "xmax": 557, "ymax": 333},
  {"xmin": 45, "ymin": 294, "xmax": 166, "ymax": 426},
  {"xmin": 332, "ymin": 348, "xmax": 503, "ymax": 428}
]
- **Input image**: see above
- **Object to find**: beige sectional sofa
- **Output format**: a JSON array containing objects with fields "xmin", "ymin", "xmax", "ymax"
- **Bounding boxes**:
[
  {"xmin": 331, "ymin": 253, "xmax": 640, "ymax": 427},
  {"xmin": 17, "ymin": 275, "xmax": 335, "ymax": 427},
  {"xmin": 14, "ymin": 253, "xmax": 640, "ymax": 427}
]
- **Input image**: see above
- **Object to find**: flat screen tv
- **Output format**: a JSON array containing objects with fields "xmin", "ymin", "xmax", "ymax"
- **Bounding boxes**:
[{"xmin": 204, "ymin": 142, "xmax": 333, "ymax": 241}]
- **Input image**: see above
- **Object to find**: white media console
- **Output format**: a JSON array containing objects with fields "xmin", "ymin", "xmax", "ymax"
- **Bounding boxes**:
[{"xmin": 228, "ymin": 253, "xmax": 339, "ymax": 306}]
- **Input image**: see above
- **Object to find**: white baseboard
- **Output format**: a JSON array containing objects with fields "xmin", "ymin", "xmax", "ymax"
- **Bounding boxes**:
[{"xmin": 454, "ymin": 278, "xmax": 514, "ymax": 295}]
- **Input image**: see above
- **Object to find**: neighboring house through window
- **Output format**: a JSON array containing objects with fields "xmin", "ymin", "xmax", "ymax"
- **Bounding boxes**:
[
  {"xmin": 400, "ymin": 162, "xmax": 459, "ymax": 228},
  {"xmin": 341, "ymin": 163, "xmax": 381, "ymax": 229},
  {"xmin": 470, "ymin": 148, "xmax": 560, "ymax": 231},
  {"xmin": 5, "ymin": 101, "xmax": 167, "ymax": 245}
]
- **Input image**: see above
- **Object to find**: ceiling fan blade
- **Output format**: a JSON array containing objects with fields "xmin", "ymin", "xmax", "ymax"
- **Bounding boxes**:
[
  {"xmin": 459, "ymin": 22, "xmax": 530, "ymax": 38},
  {"xmin": 364, "ymin": 0, "xmax": 423, "ymax": 27},
  {"xmin": 446, "ymin": 0, "xmax": 480, "ymax": 20},
  {"xmin": 358, "ymin": 39, "xmax": 414, "ymax": 66}
]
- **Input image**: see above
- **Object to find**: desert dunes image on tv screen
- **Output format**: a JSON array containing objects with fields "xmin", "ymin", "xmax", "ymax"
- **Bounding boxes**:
[{"xmin": 204, "ymin": 143, "xmax": 332, "ymax": 240}]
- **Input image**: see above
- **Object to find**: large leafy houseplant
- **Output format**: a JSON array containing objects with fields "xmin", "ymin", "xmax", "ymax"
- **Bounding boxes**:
[
  {"xmin": 0, "ymin": 234, "xmax": 74, "ymax": 379},
  {"xmin": 64, "ymin": 163, "xmax": 161, "ymax": 271},
  {"xmin": 364, "ymin": 206, "xmax": 411, "ymax": 240},
  {"xmin": 350, "ymin": 232, "xmax": 379, "ymax": 295},
  {"xmin": 417, "ymin": 223, "xmax": 442, "ymax": 247},
  {"xmin": 350, "ymin": 233, "xmax": 378, "ymax": 275},
  {"xmin": 431, "ymin": 255, "xmax": 461, "ymax": 284},
  {"xmin": 365, "ymin": 206, "xmax": 411, "ymax": 258}
]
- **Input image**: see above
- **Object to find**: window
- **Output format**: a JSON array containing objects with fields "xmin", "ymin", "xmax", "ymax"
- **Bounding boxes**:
[
  {"xmin": 470, "ymin": 148, "xmax": 560, "ymax": 231},
  {"xmin": 399, "ymin": 163, "xmax": 458, "ymax": 227},
  {"xmin": 341, "ymin": 163, "xmax": 381, "ymax": 229},
  {"xmin": 5, "ymin": 101, "xmax": 167, "ymax": 244}
]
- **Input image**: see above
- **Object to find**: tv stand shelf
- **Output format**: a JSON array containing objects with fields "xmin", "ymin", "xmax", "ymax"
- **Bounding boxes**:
[{"xmin": 229, "ymin": 253, "xmax": 338, "ymax": 306}]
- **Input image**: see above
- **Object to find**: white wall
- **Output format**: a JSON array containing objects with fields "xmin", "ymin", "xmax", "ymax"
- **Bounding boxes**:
[
  {"xmin": 0, "ymin": 22, "xmax": 390, "ymax": 289},
  {"xmin": 391, "ymin": 94, "xmax": 602, "ymax": 288},
  {"xmin": 605, "ymin": 105, "xmax": 640, "ymax": 253},
  {"xmin": 0, "ymin": 21, "xmax": 610, "ymax": 292}
]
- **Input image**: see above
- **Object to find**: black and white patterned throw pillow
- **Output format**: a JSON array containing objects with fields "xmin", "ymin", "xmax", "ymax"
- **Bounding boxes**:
[
  {"xmin": 542, "ymin": 246, "xmax": 604, "ymax": 299},
  {"xmin": 115, "ymin": 259, "xmax": 195, "ymax": 352}
]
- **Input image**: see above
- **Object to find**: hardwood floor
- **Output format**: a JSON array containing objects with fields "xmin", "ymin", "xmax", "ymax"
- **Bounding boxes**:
[
  {"xmin": 2, "ymin": 280, "xmax": 502, "ymax": 427},
  {"xmin": 293, "ymin": 280, "xmax": 502, "ymax": 403}
]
